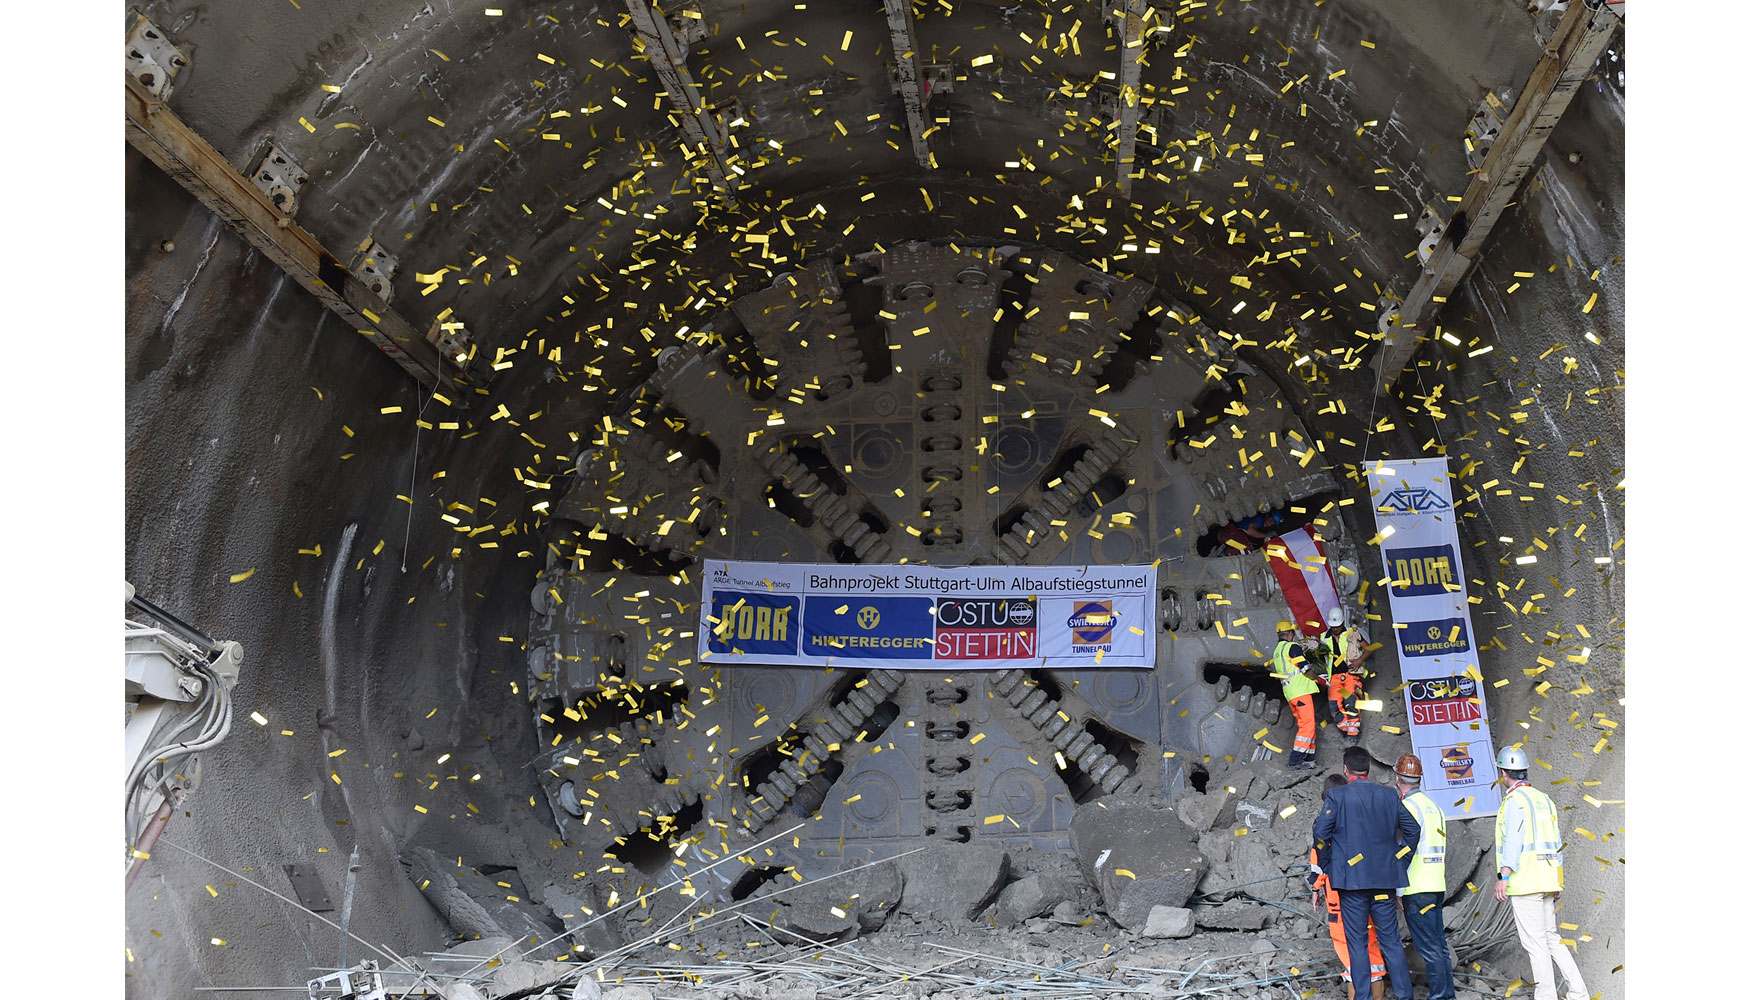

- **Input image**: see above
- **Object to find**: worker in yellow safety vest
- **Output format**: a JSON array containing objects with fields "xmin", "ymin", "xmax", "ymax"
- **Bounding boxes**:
[
  {"xmin": 1271, "ymin": 621, "xmax": 1320, "ymax": 769},
  {"xmin": 1493, "ymin": 745, "xmax": 1588, "ymax": 1000},
  {"xmin": 1393, "ymin": 754, "xmax": 1453, "ymax": 1000},
  {"xmin": 1318, "ymin": 606, "xmax": 1373, "ymax": 741}
]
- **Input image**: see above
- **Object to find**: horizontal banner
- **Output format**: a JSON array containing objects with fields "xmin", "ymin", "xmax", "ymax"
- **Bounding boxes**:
[
  {"xmin": 1372, "ymin": 459, "xmax": 1502, "ymax": 819},
  {"xmin": 699, "ymin": 561, "xmax": 1158, "ymax": 670}
]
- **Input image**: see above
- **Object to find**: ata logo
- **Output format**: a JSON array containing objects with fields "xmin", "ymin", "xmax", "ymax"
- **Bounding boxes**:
[
  {"xmin": 1067, "ymin": 600, "xmax": 1115, "ymax": 644},
  {"xmin": 857, "ymin": 606, "xmax": 881, "ymax": 630},
  {"xmin": 1378, "ymin": 487, "xmax": 1452, "ymax": 514}
]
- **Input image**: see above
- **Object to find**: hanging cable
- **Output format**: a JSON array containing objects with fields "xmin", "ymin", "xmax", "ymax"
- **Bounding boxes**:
[{"xmin": 401, "ymin": 379, "xmax": 438, "ymax": 573}]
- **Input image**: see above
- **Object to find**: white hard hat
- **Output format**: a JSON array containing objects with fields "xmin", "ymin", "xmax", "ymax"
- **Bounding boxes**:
[
  {"xmin": 1495, "ymin": 745, "xmax": 1530, "ymax": 771},
  {"xmin": 1325, "ymin": 606, "xmax": 1343, "ymax": 627}
]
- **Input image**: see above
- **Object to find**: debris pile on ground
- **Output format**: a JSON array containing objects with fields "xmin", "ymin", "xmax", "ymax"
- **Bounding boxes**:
[{"xmin": 345, "ymin": 750, "xmax": 1531, "ymax": 999}]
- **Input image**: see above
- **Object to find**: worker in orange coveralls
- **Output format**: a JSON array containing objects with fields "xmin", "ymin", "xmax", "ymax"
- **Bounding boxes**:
[
  {"xmin": 1311, "ymin": 773, "xmax": 1387, "ymax": 999},
  {"xmin": 1318, "ymin": 606, "xmax": 1373, "ymax": 741}
]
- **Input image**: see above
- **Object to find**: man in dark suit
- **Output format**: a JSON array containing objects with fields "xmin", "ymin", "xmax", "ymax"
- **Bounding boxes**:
[{"xmin": 1313, "ymin": 746, "xmax": 1422, "ymax": 1000}]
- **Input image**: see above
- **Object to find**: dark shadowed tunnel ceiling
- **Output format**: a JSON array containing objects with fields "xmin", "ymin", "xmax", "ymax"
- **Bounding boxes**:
[{"xmin": 119, "ymin": 1, "xmax": 1632, "ymax": 998}]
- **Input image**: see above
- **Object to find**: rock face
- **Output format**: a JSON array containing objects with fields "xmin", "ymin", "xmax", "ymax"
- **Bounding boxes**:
[
  {"xmin": 1141, "ymin": 905, "xmax": 1196, "ymax": 939},
  {"xmin": 893, "ymin": 842, "xmax": 1013, "ymax": 923},
  {"xmin": 1069, "ymin": 800, "xmax": 1208, "ymax": 930}
]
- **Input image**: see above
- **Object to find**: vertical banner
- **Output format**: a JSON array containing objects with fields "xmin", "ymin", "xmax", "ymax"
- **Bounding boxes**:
[
  {"xmin": 1372, "ymin": 459, "xmax": 1502, "ymax": 819},
  {"xmin": 699, "ymin": 561, "xmax": 1157, "ymax": 670}
]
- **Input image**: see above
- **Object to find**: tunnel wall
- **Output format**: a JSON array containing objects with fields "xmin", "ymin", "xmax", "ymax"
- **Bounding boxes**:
[{"xmin": 121, "ymin": 2, "xmax": 1627, "ymax": 997}]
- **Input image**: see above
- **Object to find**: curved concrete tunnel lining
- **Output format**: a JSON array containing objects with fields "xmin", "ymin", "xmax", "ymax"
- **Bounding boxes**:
[{"xmin": 122, "ymin": 2, "xmax": 1625, "ymax": 998}]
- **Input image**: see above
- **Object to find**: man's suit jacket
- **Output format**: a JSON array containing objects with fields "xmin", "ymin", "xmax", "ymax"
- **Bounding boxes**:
[{"xmin": 1312, "ymin": 777, "xmax": 1422, "ymax": 891}]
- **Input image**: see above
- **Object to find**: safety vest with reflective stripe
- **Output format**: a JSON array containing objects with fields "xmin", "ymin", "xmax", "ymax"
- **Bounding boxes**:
[
  {"xmin": 1400, "ymin": 790, "xmax": 1447, "ymax": 895},
  {"xmin": 1495, "ymin": 784, "xmax": 1564, "ymax": 895},
  {"xmin": 1322, "ymin": 627, "xmax": 1364, "ymax": 677},
  {"xmin": 1272, "ymin": 640, "xmax": 1319, "ymax": 700}
]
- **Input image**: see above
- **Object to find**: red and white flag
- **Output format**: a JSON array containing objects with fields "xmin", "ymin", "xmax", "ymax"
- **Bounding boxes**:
[{"xmin": 1265, "ymin": 525, "xmax": 1341, "ymax": 637}]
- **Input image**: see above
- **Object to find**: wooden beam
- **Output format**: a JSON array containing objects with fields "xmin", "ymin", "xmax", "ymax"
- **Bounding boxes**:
[
  {"xmin": 620, "ymin": 1, "xmax": 738, "ymax": 199},
  {"xmin": 882, "ymin": 0, "xmax": 933, "ymax": 169},
  {"xmin": 1113, "ymin": 0, "xmax": 1152, "ymax": 199},
  {"xmin": 1373, "ymin": 1, "xmax": 1619, "ymax": 392},
  {"xmin": 124, "ymin": 74, "xmax": 453, "ymax": 393}
]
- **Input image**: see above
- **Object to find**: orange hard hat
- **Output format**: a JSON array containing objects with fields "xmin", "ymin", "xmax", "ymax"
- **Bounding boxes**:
[{"xmin": 1394, "ymin": 753, "xmax": 1423, "ymax": 779}]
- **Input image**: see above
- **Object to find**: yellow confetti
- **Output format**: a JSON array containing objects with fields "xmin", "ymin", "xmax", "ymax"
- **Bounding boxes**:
[{"xmin": 229, "ymin": 568, "xmax": 255, "ymax": 583}]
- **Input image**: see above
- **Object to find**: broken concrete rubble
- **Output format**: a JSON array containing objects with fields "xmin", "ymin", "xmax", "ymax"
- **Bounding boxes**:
[
  {"xmin": 1192, "ymin": 901, "xmax": 1273, "ymax": 931},
  {"xmin": 385, "ymin": 751, "xmax": 1509, "ymax": 1000},
  {"xmin": 489, "ymin": 958, "xmax": 573, "ymax": 998},
  {"xmin": 751, "ymin": 857, "xmax": 904, "ymax": 940},
  {"xmin": 892, "ymin": 841, "xmax": 1011, "ymax": 923},
  {"xmin": 1069, "ymin": 798, "xmax": 1208, "ymax": 930},
  {"xmin": 1173, "ymin": 783, "xmax": 1232, "ymax": 831},
  {"xmin": 1140, "ymin": 904, "xmax": 1195, "ymax": 938},
  {"xmin": 991, "ymin": 851, "xmax": 1085, "ymax": 926},
  {"xmin": 401, "ymin": 847, "xmax": 569, "ymax": 959},
  {"xmin": 1233, "ymin": 797, "xmax": 1275, "ymax": 831},
  {"xmin": 992, "ymin": 872, "xmax": 1073, "ymax": 927}
]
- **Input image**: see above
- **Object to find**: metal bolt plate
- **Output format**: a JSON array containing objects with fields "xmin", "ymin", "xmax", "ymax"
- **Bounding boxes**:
[
  {"xmin": 249, "ymin": 143, "xmax": 310, "ymax": 217},
  {"xmin": 126, "ymin": 16, "xmax": 188, "ymax": 99}
]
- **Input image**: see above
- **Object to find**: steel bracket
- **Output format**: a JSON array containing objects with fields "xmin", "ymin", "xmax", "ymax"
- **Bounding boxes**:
[
  {"xmin": 126, "ymin": 15, "xmax": 188, "ymax": 99},
  {"xmin": 1414, "ymin": 203, "xmax": 1449, "ymax": 265},
  {"xmin": 426, "ymin": 315, "xmax": 475, "ymax": 372},
  {"xmin": 1463, "ymin": 92, "xmax": 1508, "ymax": 171},
  {"xmin": 248, "ymin": 143, "xmax": 310, "ymax": 217},
  {"xmin": 283, "ymin": 863, "xmax": 335, "ymax": 912},
  {"xmin": 349, "ymin": 237, "xmax": 399, "ymax": 303}
]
